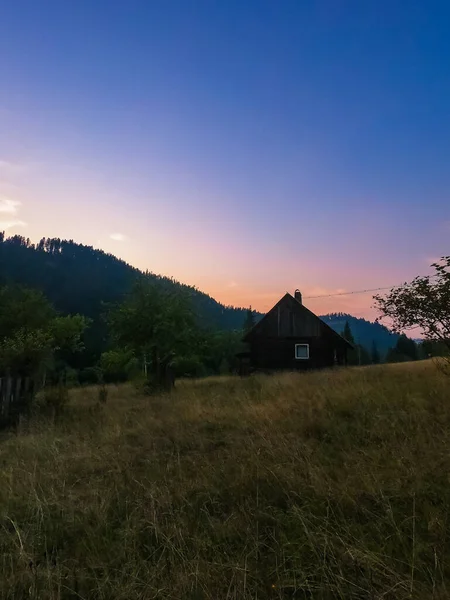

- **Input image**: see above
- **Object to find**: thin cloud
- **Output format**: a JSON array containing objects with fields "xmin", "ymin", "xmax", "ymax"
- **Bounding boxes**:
[
  {"xmin": 0, "ymin": 197, "xmax": 21, "ymax": 214},
  {"xmin": 0, "ymin": 160, "xmax": 23, "ymax": 172},
  {"xmin": 227, "ymin": 281, "xmax": 238, "ymax": 288},
  {"xmin": 109, "ymin": 233, "xmax": 127, "ymax": 242},
  {"xmin": 0, "ymin": 219, "xmax": 27, "ymax": 230}
]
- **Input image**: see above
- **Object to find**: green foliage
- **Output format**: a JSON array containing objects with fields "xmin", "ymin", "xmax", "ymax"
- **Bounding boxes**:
[
  {"xmin": 0, "ymin": 235, "xmax": 255, "ymax": 366},
  {"xmin": 50, "ymin": 315, "xmax": 90, "ymax": 353},
  {"xmin": 99, "ymin": 349, "xmax": 139, "ymax": 383},
  {"xmin": 0, "ymin": 285, "xmax": 88, "ymax": 378},
  {"xmin": 387, "ymin": 334, "xmax": 419, "ymax": 363},
  {"xmin": 108, "ymin": 278, "xmax": 197, "ymax": 370},
  {"xmin": 172, "ymin": 355, "xmax": 206, "ymax": 378},
  {"xmin": 79, "ymin": 366, "xmax": 103, "ymax": 385},
  {"xmin": 198, "ymin": 330, "xmax": 243, "ymax": 375},
  {"xmin": 0, "ymin": 329, "xmax": 53, "ymax": 375},
  {"xmin": 0, "ymin": 285, "xmax": 55, "ymax": 338},
  {"xmin": 375, "ymin": 257, "xmax": 450, "ymax": 363}
]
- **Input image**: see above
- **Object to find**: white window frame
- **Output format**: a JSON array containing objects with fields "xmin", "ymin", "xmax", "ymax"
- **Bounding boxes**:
[{"xmin": 295, "ymin": 343, "xmax": 310, "ymax": 360}]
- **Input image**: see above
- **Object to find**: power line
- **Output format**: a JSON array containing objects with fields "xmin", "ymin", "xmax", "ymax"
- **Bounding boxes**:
[
  {"xmin": 303, "ymin": 274, "xmax": 440, "ymax": 300},
  {"xmin": 304, "ymin": 285, "xmax": 395, "ymax": 300}
]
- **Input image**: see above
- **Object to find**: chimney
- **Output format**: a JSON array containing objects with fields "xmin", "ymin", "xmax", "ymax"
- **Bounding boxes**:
[{"xmin": 294, "ymin": 289, "xmax": 302, "ymax": 304}]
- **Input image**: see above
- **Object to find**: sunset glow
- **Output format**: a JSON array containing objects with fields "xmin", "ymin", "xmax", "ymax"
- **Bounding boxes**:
[{"xmin": 1, "ymin": 2, "xmax": 449, "ymax": 319}]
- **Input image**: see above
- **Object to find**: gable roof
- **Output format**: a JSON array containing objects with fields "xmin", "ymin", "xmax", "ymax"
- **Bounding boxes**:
[{"xmin": 243, "ymin": 292, "xmax": 354, "ymax": 349}]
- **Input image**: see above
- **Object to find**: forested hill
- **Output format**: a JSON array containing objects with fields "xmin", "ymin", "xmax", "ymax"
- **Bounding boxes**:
[
  {"xmin": 0, "ymin": 234, "xmax": 251, "ymax": 330},
  {"xmin": 0, "ymin": 235, "xmax": 397, "ymax": 358},
  {"xmin": 320, "ymin": 313, "xmax": 399, "ymax": 358}
]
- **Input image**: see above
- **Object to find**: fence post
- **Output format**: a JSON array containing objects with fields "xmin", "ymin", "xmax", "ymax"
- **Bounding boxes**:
[{"xmin": 0, "ymin": 376, "xmax": 38, "ymax": 430}]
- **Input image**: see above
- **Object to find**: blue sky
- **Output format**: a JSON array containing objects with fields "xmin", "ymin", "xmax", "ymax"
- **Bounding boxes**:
[{"xmin": 1, "ymin": 0, "xmax": 449, "ymax": 316}]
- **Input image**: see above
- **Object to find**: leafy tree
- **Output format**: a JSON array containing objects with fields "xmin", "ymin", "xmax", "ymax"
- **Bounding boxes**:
[
  {"xmin": 198, "ymin": 330, "xmax": 243, "ymax": 375},
  {"xmin": 99, "ymin": 349, "xmax": 139, "ymax": 383},
  {"xmin": 0, "ymin": 285, "xmax": 55, "ymax": 338},
  {"xmin": 374, "ymin": 257, "xmax": 450, "ymax": 367},
  {"xmin": 108, "ymin": 278, "xmax": 197, "ymax": 383},
  {"xmin": 371, "ymin": 340, "xmax": 381, "ymax": 364},
  {"xmin": 0, "ymin": 329, "xmax": 54, "ymax": 376},
  {"xmin": 0, "ymin": 234, "xmax": 258, "ymax": 357},
  {"xmin": 0, "ymin": 285, "xmax": 88, "ymax": 380},
  {"xmin": 172, "ymin": 355, "xmax": 206, "ymax": 378}
]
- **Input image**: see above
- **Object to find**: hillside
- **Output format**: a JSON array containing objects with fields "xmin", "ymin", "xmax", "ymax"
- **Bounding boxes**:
[
  {"xmin": 321, "ymin": 312, "xmax": 399, "ymax": 358},
  {"xmin": 0, "ymin": 234, "xmax": 250, "ymax": 330},
  {"xmin": 0, "ymin": 234, "xmax": 398, "ymax": 359},
  {"xmin": 1, "ymin": 362, "xmax": 448, "ymax": 598}
]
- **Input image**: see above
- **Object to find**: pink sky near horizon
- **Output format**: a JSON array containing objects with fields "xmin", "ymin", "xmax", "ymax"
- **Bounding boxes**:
[
  {"xmin": 0, "ymin": 157, "xmax": 431, "ymax": 323},
  {"xmin": 0, "ymin": 112, "xmax": 445, "ymax": 323},
  {"xmin": 2, "ymin": 1, "xmax": 450, "ymax": 327}
]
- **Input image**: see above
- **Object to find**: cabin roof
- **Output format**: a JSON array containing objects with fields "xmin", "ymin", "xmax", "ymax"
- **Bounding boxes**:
[{"xmin": 243, "ymin": 292, "xmax": 354, "ymax": 349}]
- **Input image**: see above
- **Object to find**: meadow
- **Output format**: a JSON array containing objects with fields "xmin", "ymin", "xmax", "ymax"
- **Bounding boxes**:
[{"xmin": 1, "ymin": 362, "xmax": 449, "ymax": 599}]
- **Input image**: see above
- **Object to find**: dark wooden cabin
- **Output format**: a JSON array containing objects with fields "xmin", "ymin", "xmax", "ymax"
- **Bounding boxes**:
[{"xmin": 237, "ymin": 290, "xmax": 353, "ymax": 374}]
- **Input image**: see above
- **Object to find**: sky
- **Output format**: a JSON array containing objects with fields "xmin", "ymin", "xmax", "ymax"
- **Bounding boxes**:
[{"xmin": 1, "ymin": 0, "xmax": 449, "ymax": 319}]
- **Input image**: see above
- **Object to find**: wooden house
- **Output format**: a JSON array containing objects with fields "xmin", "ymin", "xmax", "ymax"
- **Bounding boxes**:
[{"xmin": 237, "ymin": 290, "xmax": 353, "ymax": 373}]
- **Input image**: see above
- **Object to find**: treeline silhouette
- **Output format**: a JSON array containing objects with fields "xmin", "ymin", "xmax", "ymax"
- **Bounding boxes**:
[{"xmin": 1, "ymin": 234, "xmax": 426, "ymax": 378}]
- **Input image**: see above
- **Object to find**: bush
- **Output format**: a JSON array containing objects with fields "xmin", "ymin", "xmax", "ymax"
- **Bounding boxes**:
[
  {"xmin": 100, "ymin": 349, "xmax": 139, "ymax": 383},
  {"xmin": 173, "ymin": 355, "xmax": 206, "ymax": 378},
  {"xmin": 79, "ymin": 366, "xmax": 103, "ymax": 385}
]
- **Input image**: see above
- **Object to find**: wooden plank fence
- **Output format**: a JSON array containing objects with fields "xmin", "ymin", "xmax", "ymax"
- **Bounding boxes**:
[{"xmin": 0, "ymin": 376, "xmax": 36, "ymax": 430}]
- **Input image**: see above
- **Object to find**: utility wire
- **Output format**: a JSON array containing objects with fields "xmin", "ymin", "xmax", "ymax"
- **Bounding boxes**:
[
  {"xmin": 303, "ymin": 274, "xmax": 439, "ymax": 300},
  {"xmin": 304, "ymin": 285, "xmax": 396, "ymax": 300}
]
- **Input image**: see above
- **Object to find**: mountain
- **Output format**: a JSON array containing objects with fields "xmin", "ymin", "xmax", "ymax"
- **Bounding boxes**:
[
  {"xmin": 0, "ymin": 234, "xmax": 251, "ymax": 329},
  {"xmin": 320, "ymin": 313, "xmax": 399, "ymax": 358},
  {"xmin": 0, "ymin": 234, "xmax": 398, "ymax": 361}
]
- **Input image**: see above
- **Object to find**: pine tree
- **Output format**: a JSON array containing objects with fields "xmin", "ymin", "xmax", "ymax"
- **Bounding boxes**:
[
  {"xmin": 371, "ymin": 340, "xmax": 381, "ymax": 364},
  {"xmin": 342, "ymin": 321, "xmax": 360, "ymax": 365},
  {"xmin": 342, "ymin": 321, "xmax": 355, "ymax": 345},
  {"xmin": 386, "ymin": 334, "xmax": 418, "ymax": 363},
  {"xmin": 243, "ymin": 306, "xmax": 256, "ymax": 334}
]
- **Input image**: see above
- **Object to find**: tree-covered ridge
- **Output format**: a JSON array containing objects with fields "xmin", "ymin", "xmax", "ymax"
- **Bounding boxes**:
[
  {"xmin": 320, "ymin": 312, "xmax": 399, "ymax": 359},
  {"xmin": 0, "ymin": 234, "xmax": 408, "ymax": 360},
  {"xmin": 0, "ymin": 234, "xmax": 252, "ymax": 331}
]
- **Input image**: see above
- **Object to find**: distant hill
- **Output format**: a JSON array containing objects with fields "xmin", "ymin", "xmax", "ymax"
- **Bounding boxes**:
[
  {"xmin": 0, "ymin": 234, "xmax": 399, "ymax": 360},
  {"xmin": 0, "ymin": 234, "xmax": 250, "ymax": 330},
  {"xmin": 320, "ymin": 313, "xmax": 399, "ymax": 358}
]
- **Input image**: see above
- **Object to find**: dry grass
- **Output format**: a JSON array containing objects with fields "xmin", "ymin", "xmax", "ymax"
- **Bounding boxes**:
[{"xmin": 1, "ymin": 362, "xmax": 450, "ymax": 599}]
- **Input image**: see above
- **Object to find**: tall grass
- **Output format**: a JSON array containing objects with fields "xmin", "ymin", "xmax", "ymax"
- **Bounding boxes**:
[{"xmin": 1, "ymin": 362, "xmax": 449, "ymax": 599}]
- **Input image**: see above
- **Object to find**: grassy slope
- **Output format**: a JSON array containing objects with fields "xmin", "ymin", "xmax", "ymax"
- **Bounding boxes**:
[{"xmin": 1, "ymin": 362, "xmax": 449, "ymax": 599}]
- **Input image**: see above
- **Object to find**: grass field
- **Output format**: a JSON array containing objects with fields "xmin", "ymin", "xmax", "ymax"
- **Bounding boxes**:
[{"xmin": 1, "ymin": 362, "xmax": 450, "ymax": 599}]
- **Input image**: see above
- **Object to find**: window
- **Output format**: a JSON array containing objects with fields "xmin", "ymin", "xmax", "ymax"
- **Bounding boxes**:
[{"xmin": 295, "ymin": 343, "xmax": 309, "ymax": 360}]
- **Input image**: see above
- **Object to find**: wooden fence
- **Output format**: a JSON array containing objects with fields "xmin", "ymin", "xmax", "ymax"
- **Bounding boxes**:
[{"xmin": 0, "ymin": 376, "xmax": 36, "ymax": 430}]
